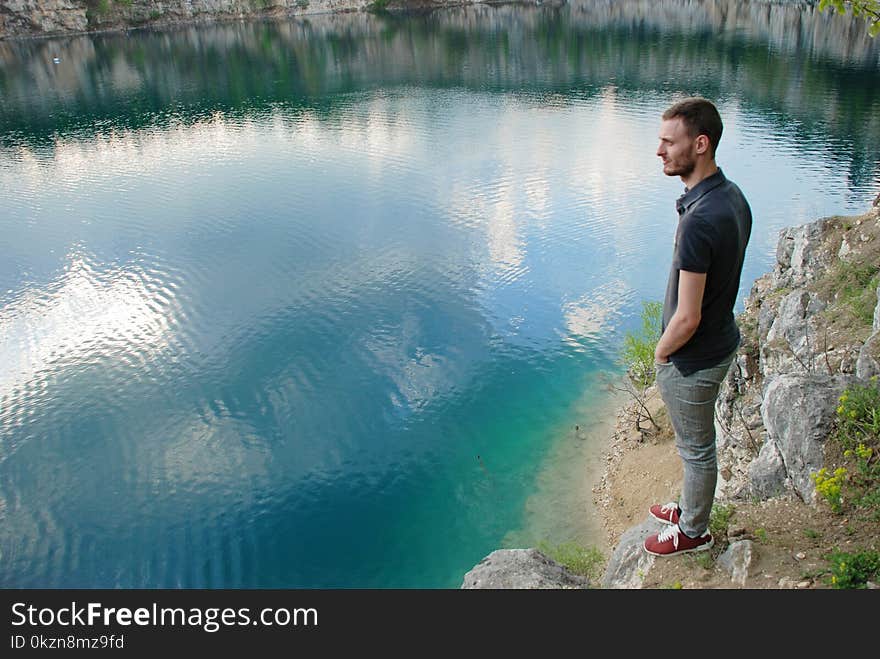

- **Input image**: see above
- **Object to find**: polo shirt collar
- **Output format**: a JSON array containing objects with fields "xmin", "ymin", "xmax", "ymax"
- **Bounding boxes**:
[{"xmin": 676, "ymin": 168, "xmax": 726, "ymax": 215}]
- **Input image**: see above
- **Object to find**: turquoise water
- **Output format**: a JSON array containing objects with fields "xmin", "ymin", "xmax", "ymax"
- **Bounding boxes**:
[{"xmin": 1, "ymin": 1, "xmax": 878, "ymax": 588}]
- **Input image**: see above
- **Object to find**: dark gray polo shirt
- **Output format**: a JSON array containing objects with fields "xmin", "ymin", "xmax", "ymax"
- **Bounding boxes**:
[{"xmin": 662, "ymin": 168, "xmax": 752, "ymax": 376}]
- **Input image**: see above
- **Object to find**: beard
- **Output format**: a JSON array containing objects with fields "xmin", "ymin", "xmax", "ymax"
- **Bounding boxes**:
[{"xmin": 663, "ymin": 154, "xmax": 696, "ymax": 178}]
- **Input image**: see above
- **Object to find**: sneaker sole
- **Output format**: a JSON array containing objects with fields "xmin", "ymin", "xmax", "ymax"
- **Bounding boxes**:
[{"xmin": 644, "ymin": 537, "xmax": 714, "ymax": 557}]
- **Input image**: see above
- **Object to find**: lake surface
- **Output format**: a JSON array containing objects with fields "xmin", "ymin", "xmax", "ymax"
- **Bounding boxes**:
[{"xmin": 1, "ymin": 0, "xmax": 878, "ymax": 588}]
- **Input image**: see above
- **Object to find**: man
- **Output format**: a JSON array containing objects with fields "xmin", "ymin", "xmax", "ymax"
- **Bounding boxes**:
[{"xmin": 643, "ymin": 97, "xmax": 752, "ymax": 557}]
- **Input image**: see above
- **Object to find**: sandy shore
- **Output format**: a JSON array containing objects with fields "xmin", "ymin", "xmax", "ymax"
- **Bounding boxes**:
[{"xmin": 590, "ymin": 383, "xmax": 684, "ymax": 549}]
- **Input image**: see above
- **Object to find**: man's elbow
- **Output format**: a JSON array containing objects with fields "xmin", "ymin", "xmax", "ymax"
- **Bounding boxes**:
[{"xmin": 676, "ymin": 312, "xmax": 701, "ymax": 334}]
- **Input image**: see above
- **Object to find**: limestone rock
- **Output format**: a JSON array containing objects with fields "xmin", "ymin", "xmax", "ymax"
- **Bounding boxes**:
[
  {"xmin": 461, "ymin": 549, "xmax": 590, "ymax": 589},
  {"xmin": 0, "ymin": 0, "xmax": 87, "ymax": 36},
  {"xmin": 856, "ymin": 331, "xmax": 880, "ymax": 380},
  {"xmin": 873, "ymin": 281, "xmax": 880, "ymax": 333},
  {"xmin": 761, "ymin": 374, "xmax": 857, "ymax": 502},
  {"xmin": 748, "ymin": 439, "xmax": 789, "ymax": 500},
  {"xmin": 761, "ymin": 291, "xmax": 827, "ymax": 378},
  {"xmin": 772, "ymin": 218, "xmax": 835, "ymax": 289},
  {"xmin": 718, "ymin": 539, "xmax": 756, "ymax": 587},
  {"xmin": 601, "ymin": 517, "xmax": 660, "ymax": 589}
]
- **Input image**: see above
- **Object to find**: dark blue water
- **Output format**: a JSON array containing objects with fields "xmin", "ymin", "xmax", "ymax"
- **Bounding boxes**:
[{"xmin": 1, "ymin": 1, "xmax": 878, "ymax": 587}]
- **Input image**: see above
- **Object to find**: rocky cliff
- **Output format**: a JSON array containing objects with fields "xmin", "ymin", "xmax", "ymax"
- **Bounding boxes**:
[
  {"xmin": 600, "ymin": 200, "xmax": 880, "ymax": 589},
  {"xmin": 715, "ymin": 202, "xmax": 880, "ymax": 505},
  {"xmin": 0, "ymin": 0, "xmax": 475, "ymax": 39},
  {"xmin": 0, "ymin": 0, "xmax": 848, "ymax": 45},
  {"xmin": 464, "ymin": 198, "xmax": 880, "ymax": 588}
]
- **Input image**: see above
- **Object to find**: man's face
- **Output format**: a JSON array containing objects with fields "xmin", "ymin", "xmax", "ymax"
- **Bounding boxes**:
[{"xmin": 657, "ymin": 117, "xmax": 697, "ymax": 179}]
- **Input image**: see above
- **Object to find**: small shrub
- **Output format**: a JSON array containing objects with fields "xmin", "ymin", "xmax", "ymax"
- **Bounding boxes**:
[
  {"xmin": 803, "ymin": 528, "xmax": 821, "ymax": 539},
  {"xmin": 753, "ymin": 527, "xmax": 768, "ymax": 543},
  {"xmin": 835, "ymin": 379, "xmax": 880, "ymax": 449},
  {"xmin": 826, "ymin": 549, "xmax": 880, "ymax": 589},
  {"xmin": 693, "ymin": 551, "xmax": 715, "ymax": 570},
  {"xmin": 831, "ymin": 379, "xmax": 880, "ymax": 514},
  {"xmin": 811, "ymin": 467, "xmax": 848, "ymax": 513},
  {"xmin": 709, "ymin": 503, "xmax": 735, "ymax": 538},
  {"xmin": 621, "ymin": 301, "xmax": 663, "ymax": 389}
]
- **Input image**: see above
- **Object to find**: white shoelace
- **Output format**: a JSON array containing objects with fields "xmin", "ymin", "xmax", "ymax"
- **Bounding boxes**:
[
  {"xmin": 660, "ymin": 502, "xmax": 678, "ymax": 517},
  {"xmin": 656, "ymin": 524, "xmax": 681, "ymax": 548}
]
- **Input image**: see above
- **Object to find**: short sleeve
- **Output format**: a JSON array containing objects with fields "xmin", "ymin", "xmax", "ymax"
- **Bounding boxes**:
[{"xmin": 673, "ymin": 214, "xmax": 713, "ymax": 273}]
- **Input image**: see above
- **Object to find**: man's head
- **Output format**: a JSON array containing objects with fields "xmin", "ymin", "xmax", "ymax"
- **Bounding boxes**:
[{"xmin": 657, "ymin": 97, "xmax": 723, "ymax": 180}]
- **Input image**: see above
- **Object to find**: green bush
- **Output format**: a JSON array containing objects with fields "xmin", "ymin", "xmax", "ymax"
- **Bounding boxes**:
[
  {"xmin": 812, "ymin": 467, "xmax": 847, "ymax": 513},
  {"xmin": 835, "ymin": 378, "xmax": 880, "ymax": 449},
  {"xmin": 621, "ymin": 301, "xmax": 663, "ymax": 389},
  {"xmin": 826, "ymin": 549, "xmax": 880, "ymax": 588},
  {"xmin": 819, "ymin": 1, "xmax": 880, "ymax": 38},
  {"xmin": 709, "ymin": 502, "xmax": 735, "ymax": 538},
  {"xmin": 827, "ymin": 378, "xmax": 880, "ymax": 514}
]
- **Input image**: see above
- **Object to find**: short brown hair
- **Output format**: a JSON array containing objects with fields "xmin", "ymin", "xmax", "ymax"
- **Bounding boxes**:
[{"xmin": 663, "ymin": 97, "xmax": 723, "ymax": 157}]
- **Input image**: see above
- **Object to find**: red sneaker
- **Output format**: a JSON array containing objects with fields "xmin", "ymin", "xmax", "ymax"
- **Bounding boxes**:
[
  {"xmin": 649, "ymin": 502, "xmax": 681, "ymax": 526},
  {"xmin": 644, "ymin": 524, "xmax": 713, "ymax": 556}
]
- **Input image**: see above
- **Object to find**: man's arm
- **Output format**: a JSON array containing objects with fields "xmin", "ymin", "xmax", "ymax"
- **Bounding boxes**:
[{"xmin": 654, "ymin": 270, "xmax": 707, "ymax": 363}]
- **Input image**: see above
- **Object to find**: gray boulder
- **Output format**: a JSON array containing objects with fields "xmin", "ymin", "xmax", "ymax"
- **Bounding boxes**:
[
  {"xmin": 874, "ymin": 281, "xmax": 880, "ymax": 332},
  {"xmin": 761, "ymin": 374, "xmax": 857, "ymax": 502},
  {"xmin": 601, "ymin": 518, "xmax": 661, "ymax": 589},
  {"xmin": 854, "ymin": 281, "xmax": 880, "ymax": 379},
  {"xmin": 856, "ymin": 332, "xmax": 880, "ymax": 380},
  {"xmin": 748, "ymin": 440, "xmax": 789, "ymax": 500},
  {"xmin": 461, "ymin": 549, "xmax": 590, "ymax": 589},
  {"xmin": 718, "ymin": 540, "xmax": 757, "ymax": 587}
]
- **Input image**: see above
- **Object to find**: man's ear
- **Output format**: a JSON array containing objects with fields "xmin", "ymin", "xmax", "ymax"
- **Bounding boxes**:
[{"xmin": 694, "ymin": 134, "xmax": 710, "ymax": 155}]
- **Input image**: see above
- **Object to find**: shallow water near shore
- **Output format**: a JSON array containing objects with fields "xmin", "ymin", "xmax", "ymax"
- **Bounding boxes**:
[{"xmin": 1, "ymin": 1, "xmax": 879, "ymax": 587}]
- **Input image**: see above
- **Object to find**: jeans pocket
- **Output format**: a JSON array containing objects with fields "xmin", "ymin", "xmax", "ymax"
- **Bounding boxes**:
[{"xmin": 654, "ymin": 361, "xmax": 672, "ymax": 383}]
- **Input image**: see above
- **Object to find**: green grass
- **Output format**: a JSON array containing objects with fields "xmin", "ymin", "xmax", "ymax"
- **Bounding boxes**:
[
  {"xmin": 819, "ymin": 260, "xmax": 880, "ymax": 330},
  {"xmin": 536, "ymin": 541, "xmax": 604, "ymax": 583}
]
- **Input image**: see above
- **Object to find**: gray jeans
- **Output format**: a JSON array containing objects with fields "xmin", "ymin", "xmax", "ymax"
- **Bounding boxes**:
[{"xmin": 655, "ymin": 352, "xmax": 735, "ymax": 537}]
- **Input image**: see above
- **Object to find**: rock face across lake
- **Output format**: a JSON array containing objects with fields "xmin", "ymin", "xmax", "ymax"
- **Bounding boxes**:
[{"xmin": 0, "ymin": 0, "xmax": 462, "ymax": 39}]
